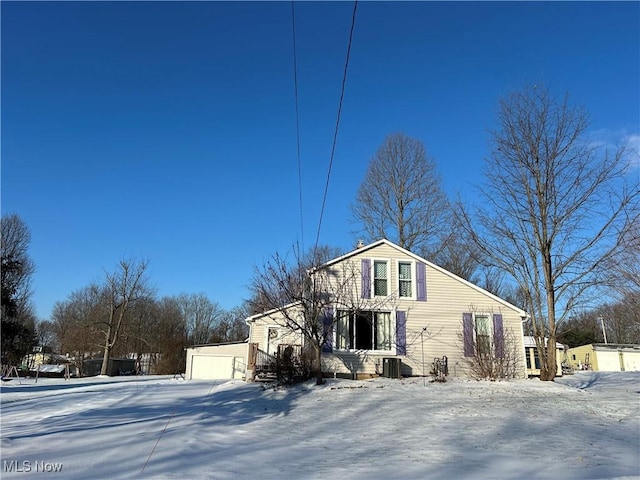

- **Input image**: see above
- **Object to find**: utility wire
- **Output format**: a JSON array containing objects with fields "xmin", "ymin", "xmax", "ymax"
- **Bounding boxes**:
[
  {"xmin": 314, "ymin": 0, "xmax": 358, "ymax": 256},
  {"xmin": 291, "ymin": 1, "xmax": 305, "ymax": 251}
]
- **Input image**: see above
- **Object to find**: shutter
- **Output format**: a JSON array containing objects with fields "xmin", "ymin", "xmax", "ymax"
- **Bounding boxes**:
[
  {"xmin": 463, "ymin": 312, "xmax": 474, "ymax": 357},
  {"xmin": 493, "ymin": 313, "xmax": 504, "ymax": 358},
  {"xmin": 361, "ymin": 259, "xmax": 371, "ymax": 299},
  {"xmin": 396, "ymin": 310, "xmax": 406, "ymax": 355},
  {"xmin": 416, "ymin": 261, "xmax": 426, "ymax": 301},
  {"xmin": 321, "ymin": 308, "xmax": 334, "ymax": 353}
]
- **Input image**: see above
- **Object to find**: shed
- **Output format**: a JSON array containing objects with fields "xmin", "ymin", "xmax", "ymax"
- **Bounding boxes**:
[
  {"xmin": 185, "ymin": 342, "xmax": 248, "ymax": 380},
  {"xmin": 566, "ymin": 344, "xmax": 640, "ymax": 372},
  {"xmin": 83, "ymin": 358, "xmax": 136, "ymax": 377}
]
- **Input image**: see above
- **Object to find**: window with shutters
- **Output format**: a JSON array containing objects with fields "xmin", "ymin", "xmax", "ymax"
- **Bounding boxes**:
[
  {"xmin": 336, "ymin": 310, "xmax": 392, "ymax": 351},
  {"xmin": 463, "ymin": 312, "xmax": 504, "ymax": 358},
  {"xmin": 398, "ymin": 261, "xmax": 413, "ymax": 298}
]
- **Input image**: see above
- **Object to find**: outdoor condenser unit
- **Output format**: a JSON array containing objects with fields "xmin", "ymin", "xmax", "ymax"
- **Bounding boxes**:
[{"xmin": 382, "ymin": 357, "xmax": 401, "ymax": 379}]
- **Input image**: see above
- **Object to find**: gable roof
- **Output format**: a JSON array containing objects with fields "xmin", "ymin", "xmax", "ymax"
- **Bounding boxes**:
[
  {"xmin": 245, "ymin": 301, "xmax": 302, "ymax": 324},
  {"xmin": 316, "ymin": 238, "xmax": 527, "ymax": 317}
]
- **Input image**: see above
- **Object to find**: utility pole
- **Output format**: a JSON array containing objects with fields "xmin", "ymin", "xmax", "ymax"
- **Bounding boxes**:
[{"xmin": 599, "ymin": 316, "xmax": 608, "ymax": 344}]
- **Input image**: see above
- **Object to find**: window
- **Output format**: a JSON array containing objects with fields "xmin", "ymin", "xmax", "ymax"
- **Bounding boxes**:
[
  {"xmin": 373, "ymin": 261, "xmax": 388, "ymax": 296},
  {"xmin": 463, "ymin": 312, "xmax": 503, "ymax": 358},
  {"xmin": 336, "ymin": 310, "xmax": 392, "ymax": 351},
  {"xmin": 398, "ymin": 261, "xmax": 412, "ymax": 297},
  {"xmin": 475, "ymin": 315, "xmax": 491, "ymax": 356}
]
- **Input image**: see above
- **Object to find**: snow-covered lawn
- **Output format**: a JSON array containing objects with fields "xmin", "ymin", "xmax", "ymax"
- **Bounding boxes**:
[{"xmin": 1, "ymin": 372, "xmax": 638, "ymax": 479}]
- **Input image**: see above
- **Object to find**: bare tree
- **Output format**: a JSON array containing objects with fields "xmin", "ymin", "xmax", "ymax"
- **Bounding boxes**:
[
  {"xmin": 152, "ymin": 296, "xmax": 188, "ymax": 374},
  {"xmin": 461, "ymin": 324, "xmax": 523, "ymax": 380},
  {"xmin": 351, "ymin": 133, "xmax": 452, "ymax": 257},
  {"xmin": 51, "ymin": 285, "xmax": 104, "ymax": 375},
  {"xmin": 179, "ymin": 293, "xmax": 223, "ymax": 345},
  {"xmin": 35, "ymin": 320, "xmax": 57, "ymax": 351},
  {"xmin": 210, "ymin": 304, "xmax": 250, "ymax": 343},
  {"xmin": 458, "ymin": 83, "xmax": 639, "ymax": 380},
  {"xmin": 250, "ymin": 245, "xmax": 368, "ymax": 385},
  {"xmin": 249, "ymin": 245, "xmax": 343, "ymax": 315},
  {"xmin": 1, "ymin": 214, "xmax": 37, "ymax": 365},
  {"xmin": 99, "ymin": 259, "xmax": 151, "ymax": 375}
]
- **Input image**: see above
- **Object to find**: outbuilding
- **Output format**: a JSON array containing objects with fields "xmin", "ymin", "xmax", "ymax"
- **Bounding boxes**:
[
  {"xmin": 566, "ymin": 344, "xmax": 640, "ymax": 372},
  {"xmin": 185, "ymin": 342, "xmax": 248, "ymax": 380}
]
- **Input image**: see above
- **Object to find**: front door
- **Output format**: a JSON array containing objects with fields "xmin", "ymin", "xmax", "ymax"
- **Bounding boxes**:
[{"xmin": 267, "ymin": 327, "xmax": 280, "ymax": 356}]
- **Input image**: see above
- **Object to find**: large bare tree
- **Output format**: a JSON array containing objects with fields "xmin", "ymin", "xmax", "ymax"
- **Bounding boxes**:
[
  {"xmin": 179, "ymin": 292, "xmax": 223, "ymax": 345},
  {"xmin": 351, "ymin": 133, "xmax": 452, "ymax": 257},
  {"xmin": 250, "ymin": 244, "xmax": 369, "ymax": 385},
  {"xmin": 99, "ymin": 258, "xmax": 151, "ymax": 375},
  {"xmin": 459, "ymin": 84, "xmax": 639, "ymax": 380}
]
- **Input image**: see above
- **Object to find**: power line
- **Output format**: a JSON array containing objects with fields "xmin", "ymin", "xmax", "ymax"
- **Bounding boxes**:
[
  {"xmin": 291, "ymin": 1, "xmax": 304, "ymax": 251},
  {"xmin": 314, "ymin": 0, "xmax": 358, "ymax": 255}
]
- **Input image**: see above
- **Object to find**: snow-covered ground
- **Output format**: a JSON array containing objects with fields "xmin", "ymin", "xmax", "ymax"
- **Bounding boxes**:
[{"xmin": 1, "ymin": 371, "xmax": 638, "ymax": 479}]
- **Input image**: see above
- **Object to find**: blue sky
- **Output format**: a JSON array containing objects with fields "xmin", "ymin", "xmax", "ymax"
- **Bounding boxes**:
[{"xmin": 2, "ymin": 1, "xmax": 639, "ymax": 320}]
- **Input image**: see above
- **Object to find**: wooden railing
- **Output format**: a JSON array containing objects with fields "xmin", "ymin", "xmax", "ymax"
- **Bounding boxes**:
[{"xmin": 248, "ymin": 343, "xmax": 303, "ymax": 379}]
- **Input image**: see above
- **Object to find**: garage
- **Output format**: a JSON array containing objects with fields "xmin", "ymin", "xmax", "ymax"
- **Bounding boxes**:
[{"xmin": 185, "ymin": 342, "xmax": 248, "ymax": 380}]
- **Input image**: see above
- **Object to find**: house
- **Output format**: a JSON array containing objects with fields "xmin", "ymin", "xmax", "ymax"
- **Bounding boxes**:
[
  {"xmin": 565, "ymin": 343, "xmax": 640, "ymax": 372},
  {"xmin": 244, "ymin": 239, "xmax": 528, "ymax": 380},
  {"xmin": 22, "ymin": 348, "xmax": 78, "ymax": 378},
  {"xmin": 523, "ymin": 336, "xmax": 565, "ymax": 377},
  {"xmin": 185, "ymin": 342, "xmax": 248, "ymax": 380}
]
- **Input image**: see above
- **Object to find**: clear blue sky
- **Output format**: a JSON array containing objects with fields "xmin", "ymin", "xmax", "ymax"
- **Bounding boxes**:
[{"xmin": 2, "ymin": 1, "xmax": 638, "ymax": 320}]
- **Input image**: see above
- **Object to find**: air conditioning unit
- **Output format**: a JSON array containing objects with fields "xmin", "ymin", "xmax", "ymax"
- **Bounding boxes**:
[{"xmin": 382, "ymin": 357, "xmax": 401, "ymax": 379}]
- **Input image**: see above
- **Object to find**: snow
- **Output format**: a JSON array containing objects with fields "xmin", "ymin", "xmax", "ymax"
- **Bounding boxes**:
[{"xmin": 1, "ymin": 372, "xmax": 638, "ymax": 479}]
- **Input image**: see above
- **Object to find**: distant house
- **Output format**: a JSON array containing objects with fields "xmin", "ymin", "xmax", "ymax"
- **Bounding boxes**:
[
  {"xmin": 566, "ymin": 344, "xmax": 640, "ymax": 372},
  {"xmin": 523, "ymin": 336, "xmax": 565, "ymax": 377},
  {"xmin": 22, "ymin": 348, "xmax": 78, "ymax": 378}
]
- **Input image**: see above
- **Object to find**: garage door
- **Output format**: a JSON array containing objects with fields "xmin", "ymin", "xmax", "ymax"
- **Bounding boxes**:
[{"xmin": 190, "ymin": 355, "xmax": 234, "ymax": 380}]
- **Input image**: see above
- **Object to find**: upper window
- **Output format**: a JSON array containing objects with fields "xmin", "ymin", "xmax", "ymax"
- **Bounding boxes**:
[
  {"xmin": 398, "ymin": 261, "xmax": 412, "ymax": 297},
  {"xmin": 373, "ymin": 260, "xmax": 388, "ymax": 296},
  {"xmin": 336, "ymin": 310, "xmax": 392, "ymax": 351}
]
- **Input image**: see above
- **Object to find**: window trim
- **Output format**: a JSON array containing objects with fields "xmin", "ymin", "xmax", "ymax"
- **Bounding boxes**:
[
  {"xmin": 474, "ymin": 313, "xmax": 492, "ymax": 356},
  {"xmin": 372, "ymin": 259, "xmax": 390, "ymax": 298},
  {"xmin": 397, "ymin": 259, "xmax": 415, "ymax": 299},
  {"xmin": 334, "ymin": 308, "xmax": 395, "ymax": 353}
]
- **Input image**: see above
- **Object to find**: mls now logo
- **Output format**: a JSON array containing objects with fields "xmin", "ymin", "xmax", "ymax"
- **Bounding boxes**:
[{"xmin": 3, "ymin": 460, "xmax": 63, "ymax": 473}]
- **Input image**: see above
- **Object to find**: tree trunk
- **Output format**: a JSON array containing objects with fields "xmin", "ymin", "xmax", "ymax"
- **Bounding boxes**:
[
  {"xmin": 100, "ymin": 334, "xmax": 112, "ymax": 376},
  {"xmin": 314, "ymin": 342, "xmax": 324, "ymax": 385}
]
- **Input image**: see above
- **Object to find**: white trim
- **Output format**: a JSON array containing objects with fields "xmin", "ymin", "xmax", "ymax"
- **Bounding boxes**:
[
  {"xmin": 397, "ymin": 259, "xmax": 416, "ymax": 300},
  {"xmin": 372, "ymin": 258, "xmax": 390, "ymax": 298},
  {"xmin": 333, "ymin": 308, "xmax": 396, "ymax": 354}
]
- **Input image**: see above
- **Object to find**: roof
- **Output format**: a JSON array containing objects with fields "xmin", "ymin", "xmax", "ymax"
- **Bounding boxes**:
[
  {"xmin": 524, "ymin": 336, "xmax": 566, "ymax": 350},
  {"xmin": 188, "ymin": 340, "xmax": 248, "ymax": 348}
]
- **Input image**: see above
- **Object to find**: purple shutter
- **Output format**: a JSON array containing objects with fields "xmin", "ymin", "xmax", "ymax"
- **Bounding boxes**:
[
  {"xmin": 396, "ymin": 310, "xmax": 406, "ymax": 355},
  {"xmin": 416, "ymin": 261, "xmax": 426, "ymax": 301},
  {"xmin": 463, "ymin": 312, "xmax": 474, "ymax": 357},
  {"xmin": 321, "ymin": 308, "xmax": 334, "ymax": 353},
  {"xmin": 361, "ymin": 259, "xmax": 371, "ymax": 299},
  {"xmin": 493, "ymin": 313, "xmax": 504, "ymax": 358}
]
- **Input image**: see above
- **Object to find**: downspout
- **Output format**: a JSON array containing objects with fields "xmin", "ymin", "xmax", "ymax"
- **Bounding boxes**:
[{"xmin": 520, "ymin": 315, "xmax": 529, "ymax": 379}]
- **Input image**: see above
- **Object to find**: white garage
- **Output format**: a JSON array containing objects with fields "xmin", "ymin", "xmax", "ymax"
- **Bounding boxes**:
[{"xmin": 185, "ymin": 342, "xmax": 249, "ymax": 380}]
